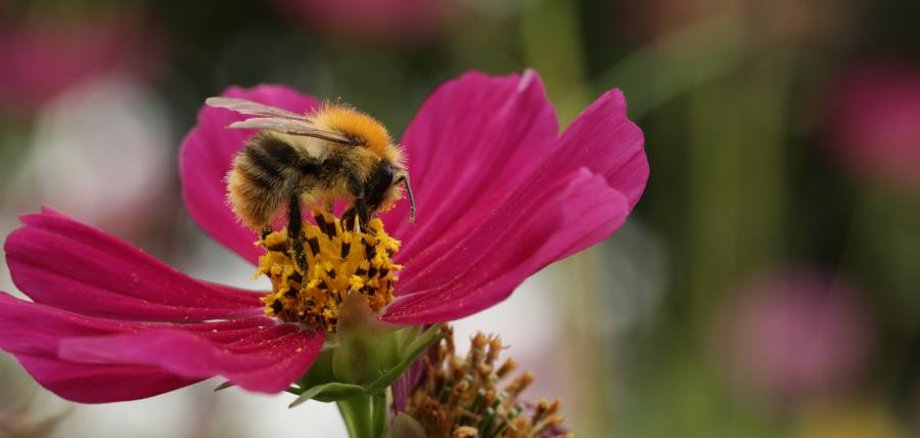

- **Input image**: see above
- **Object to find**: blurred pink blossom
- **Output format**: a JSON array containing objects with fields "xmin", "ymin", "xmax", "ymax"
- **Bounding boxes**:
[
  {"xmin": 717, "ymin": 270, "xmax": 875, "ymax": 403},
  {"xmin": 826, "ymin": 60, "xmax": 920, "ymax": 193},
  {"xmin": 0, "ymin": 14, "xmax": 166, "ymax": 112},
  {"xmin": 272, "ymin": 0, "xmax": 455, "ymax": 43}
]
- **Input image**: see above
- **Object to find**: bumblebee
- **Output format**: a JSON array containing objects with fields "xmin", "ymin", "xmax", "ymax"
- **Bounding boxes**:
[{"xmin": 206, "ymin": 97, "xmax": 415, "ymax": 267}]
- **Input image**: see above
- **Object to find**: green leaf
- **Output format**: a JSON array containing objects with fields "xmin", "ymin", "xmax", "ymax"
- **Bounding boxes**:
[
  {"xmin": 401, "ymin": 324, "xmax": 442, "ymax": 357},
  {"xmin": 289, "ymin": 382, "xmax": 367, "ymax": 407}
]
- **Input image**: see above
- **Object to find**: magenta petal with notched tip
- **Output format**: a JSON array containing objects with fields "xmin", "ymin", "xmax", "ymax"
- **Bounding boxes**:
[
  {"xmin": 382, "ymin": 169, "xmax": 630, "ymax": 323},
  {"xmin": 381, "ymin": 71, "xmax": 559, "ymax": 247},
  {"xmin": 0, "ymin": 209, "xmax": 323, "ymax": 403},
  {"xmin": 381, "ymin": 76, "xmax": 646, "ymax": 324}
]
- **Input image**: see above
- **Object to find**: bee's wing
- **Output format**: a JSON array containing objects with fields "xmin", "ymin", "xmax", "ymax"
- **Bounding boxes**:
[
  {"xmin": 205, "ymin": 97, "xmax": 309, "ymax": 121},
  {"xmin": 228, "ymin": 117, "xmax": 351, "ymax": 144},
  {"xmin": 206, "ymin": 97, "xmax": 351, "ymax": 144}
]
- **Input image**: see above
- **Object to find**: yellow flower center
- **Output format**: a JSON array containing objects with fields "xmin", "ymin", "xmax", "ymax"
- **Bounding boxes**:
[{"xmin": 256, "ymin": 211, "xmax": 402, "ymax": 331}]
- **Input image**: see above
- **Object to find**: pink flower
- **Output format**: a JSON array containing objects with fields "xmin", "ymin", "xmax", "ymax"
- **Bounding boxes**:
[
  {"xmin": 825, "ymin": 60, "xmax": 920, "ymax": 193},
  {"xmin": 0, "ymin": 13, "xmax": 166, "ymax": 112},
  {"xmin": 716, "ymin": 269, "xmax": 874, "ymax": 402},
  {"xmin": 0, "ymin": 71, "xmax": 647, "ymax": 403},
  {"xmin": 271, "ymin": 0, "xmax": 455, "ymax": 43}
]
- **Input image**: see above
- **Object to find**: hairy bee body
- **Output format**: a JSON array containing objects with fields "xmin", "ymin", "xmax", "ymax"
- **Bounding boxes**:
[
  {"xmin": 228, "ymin": 131, "xmax": 391, "ymax": 230},
  {"xmin": 213, "ymin": 101, "xmax": 413, "ymax": 234}
]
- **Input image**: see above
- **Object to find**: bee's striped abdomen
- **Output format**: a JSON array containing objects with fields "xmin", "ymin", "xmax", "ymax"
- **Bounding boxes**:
[{"xmin": 227, "ymin": 134, "xmax": 306, "ymax": 229}]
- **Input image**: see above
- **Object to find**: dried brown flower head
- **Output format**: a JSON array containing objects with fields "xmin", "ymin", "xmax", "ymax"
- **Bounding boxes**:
[{"xmin": 404, "ymin": 327, "xmax": 572, "ymax": 438}]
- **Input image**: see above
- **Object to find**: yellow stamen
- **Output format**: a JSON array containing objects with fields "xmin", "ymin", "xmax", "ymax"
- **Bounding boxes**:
[{"xmin": 256, "ymin": 211, "xmax": 402, "ymax": 331}]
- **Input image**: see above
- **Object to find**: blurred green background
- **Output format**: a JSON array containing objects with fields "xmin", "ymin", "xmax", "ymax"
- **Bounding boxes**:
[{"xmin": 2, "ymin": 0, "xmax": 920, "ymax": 437}]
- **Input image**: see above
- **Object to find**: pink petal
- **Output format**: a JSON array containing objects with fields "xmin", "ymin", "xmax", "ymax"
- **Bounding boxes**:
[
  {"xmin": 825, "ymin": 61, "xmax": 920, "ymax": 192},
  {"xmin": 5, "ymin": 207, "xmax": 263, "ymax": 322},
  {"xmin": 0, "ymin": 292, "xmax": 323, "ymax": 401},
  {"xmin": 383, "ymin": 70, "xmax": 558, "ymax": 252},
  {"xmin": 0, "ymin": 292, "xmax": 197, "ymax": 402},
  {"xmin": 391, "ymin": 351, "xmax": 427, "ymax": 413},
  {"xmin": 180, "ymin": 85, "xmax": 320, "ymax": 265},
  {"xmin": 383, "ymin": 169, "xmax": 629, "ymax": 324},
  {"xmin": 545, "ymin": 88, "xmax": 647, "ymax": 209},
  {"xmin": 16, "ymin": 355, "xmax": 200, "ymax": 403},
  {"xmin": 61, "ymin": 324, "xmax": 323, "ymax": 394},
  {"xmin": 382, "ymin": 73, "xmax": 646, "ymax": 324}
]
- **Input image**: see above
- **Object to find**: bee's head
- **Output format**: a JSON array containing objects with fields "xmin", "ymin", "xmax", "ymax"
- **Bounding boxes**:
[{"xmin": 366, "ymin": 160, "xmax": 415, "ymax": 224}]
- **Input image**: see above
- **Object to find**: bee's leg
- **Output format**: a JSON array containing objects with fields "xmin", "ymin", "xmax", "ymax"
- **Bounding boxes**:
[
  {"xmin": 341, "ymin": 207, "xmax": 356, "ymax": 230},
  {"xmin": 355, "ymin": 198, "xmax": 369, "ymax": 231},
  {"xmin": 260, "ymin": 227, "xmax": 273, "ymax": 241},
  {"xmin": 343, "ymin": 171, "xmax": 369, "ymax": 231},
  {"xmin": 341, "ymin": 199, "xmax": 369, "ymax": 231},
  {"xmin": 287, "ymin": 193, "xmax": 308, "ymax": 271}
]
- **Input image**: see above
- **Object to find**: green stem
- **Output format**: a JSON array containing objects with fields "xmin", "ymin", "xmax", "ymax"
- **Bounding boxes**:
[
  {"xmin": 520, "ymin": 0, "xmax": 589, "ymax": 126},
  {"xmin": 685, "ymin": 52, "xmax": 793, "ymax": 330},
  {"xmin": 336, "ymin": 393, "xmax": 387, "ymax": 438}
]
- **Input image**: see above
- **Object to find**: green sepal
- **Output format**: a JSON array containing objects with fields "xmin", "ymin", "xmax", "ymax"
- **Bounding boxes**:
[
  {"xmin": 365, "ymin": 324, "xmax": 441, "ymax": 393},
  {"xmin": 332, "ymin": 293, "xmax": 402, "ymax": 385},
  {"xmin": 289, "ymin": 295, "xmax": 444, "ymax": 406},
  {"xmin": 298, "ymin": 347, "xmax": 336, "ymax": 389},
  {"xmin": 289, "ymin": 382, "xmax": 367, "ymax": 407}
]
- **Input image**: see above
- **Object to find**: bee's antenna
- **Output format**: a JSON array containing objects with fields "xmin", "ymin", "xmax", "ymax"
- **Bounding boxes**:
[{"xmin": 399, "ymin": 175, "xmax": 416, "ymax": 223}]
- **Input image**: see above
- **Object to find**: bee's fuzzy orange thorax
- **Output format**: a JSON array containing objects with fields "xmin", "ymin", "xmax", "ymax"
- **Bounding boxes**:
[{"xmin": 309, "ymin": 103, "xmax": 393, "ymax": 156}]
